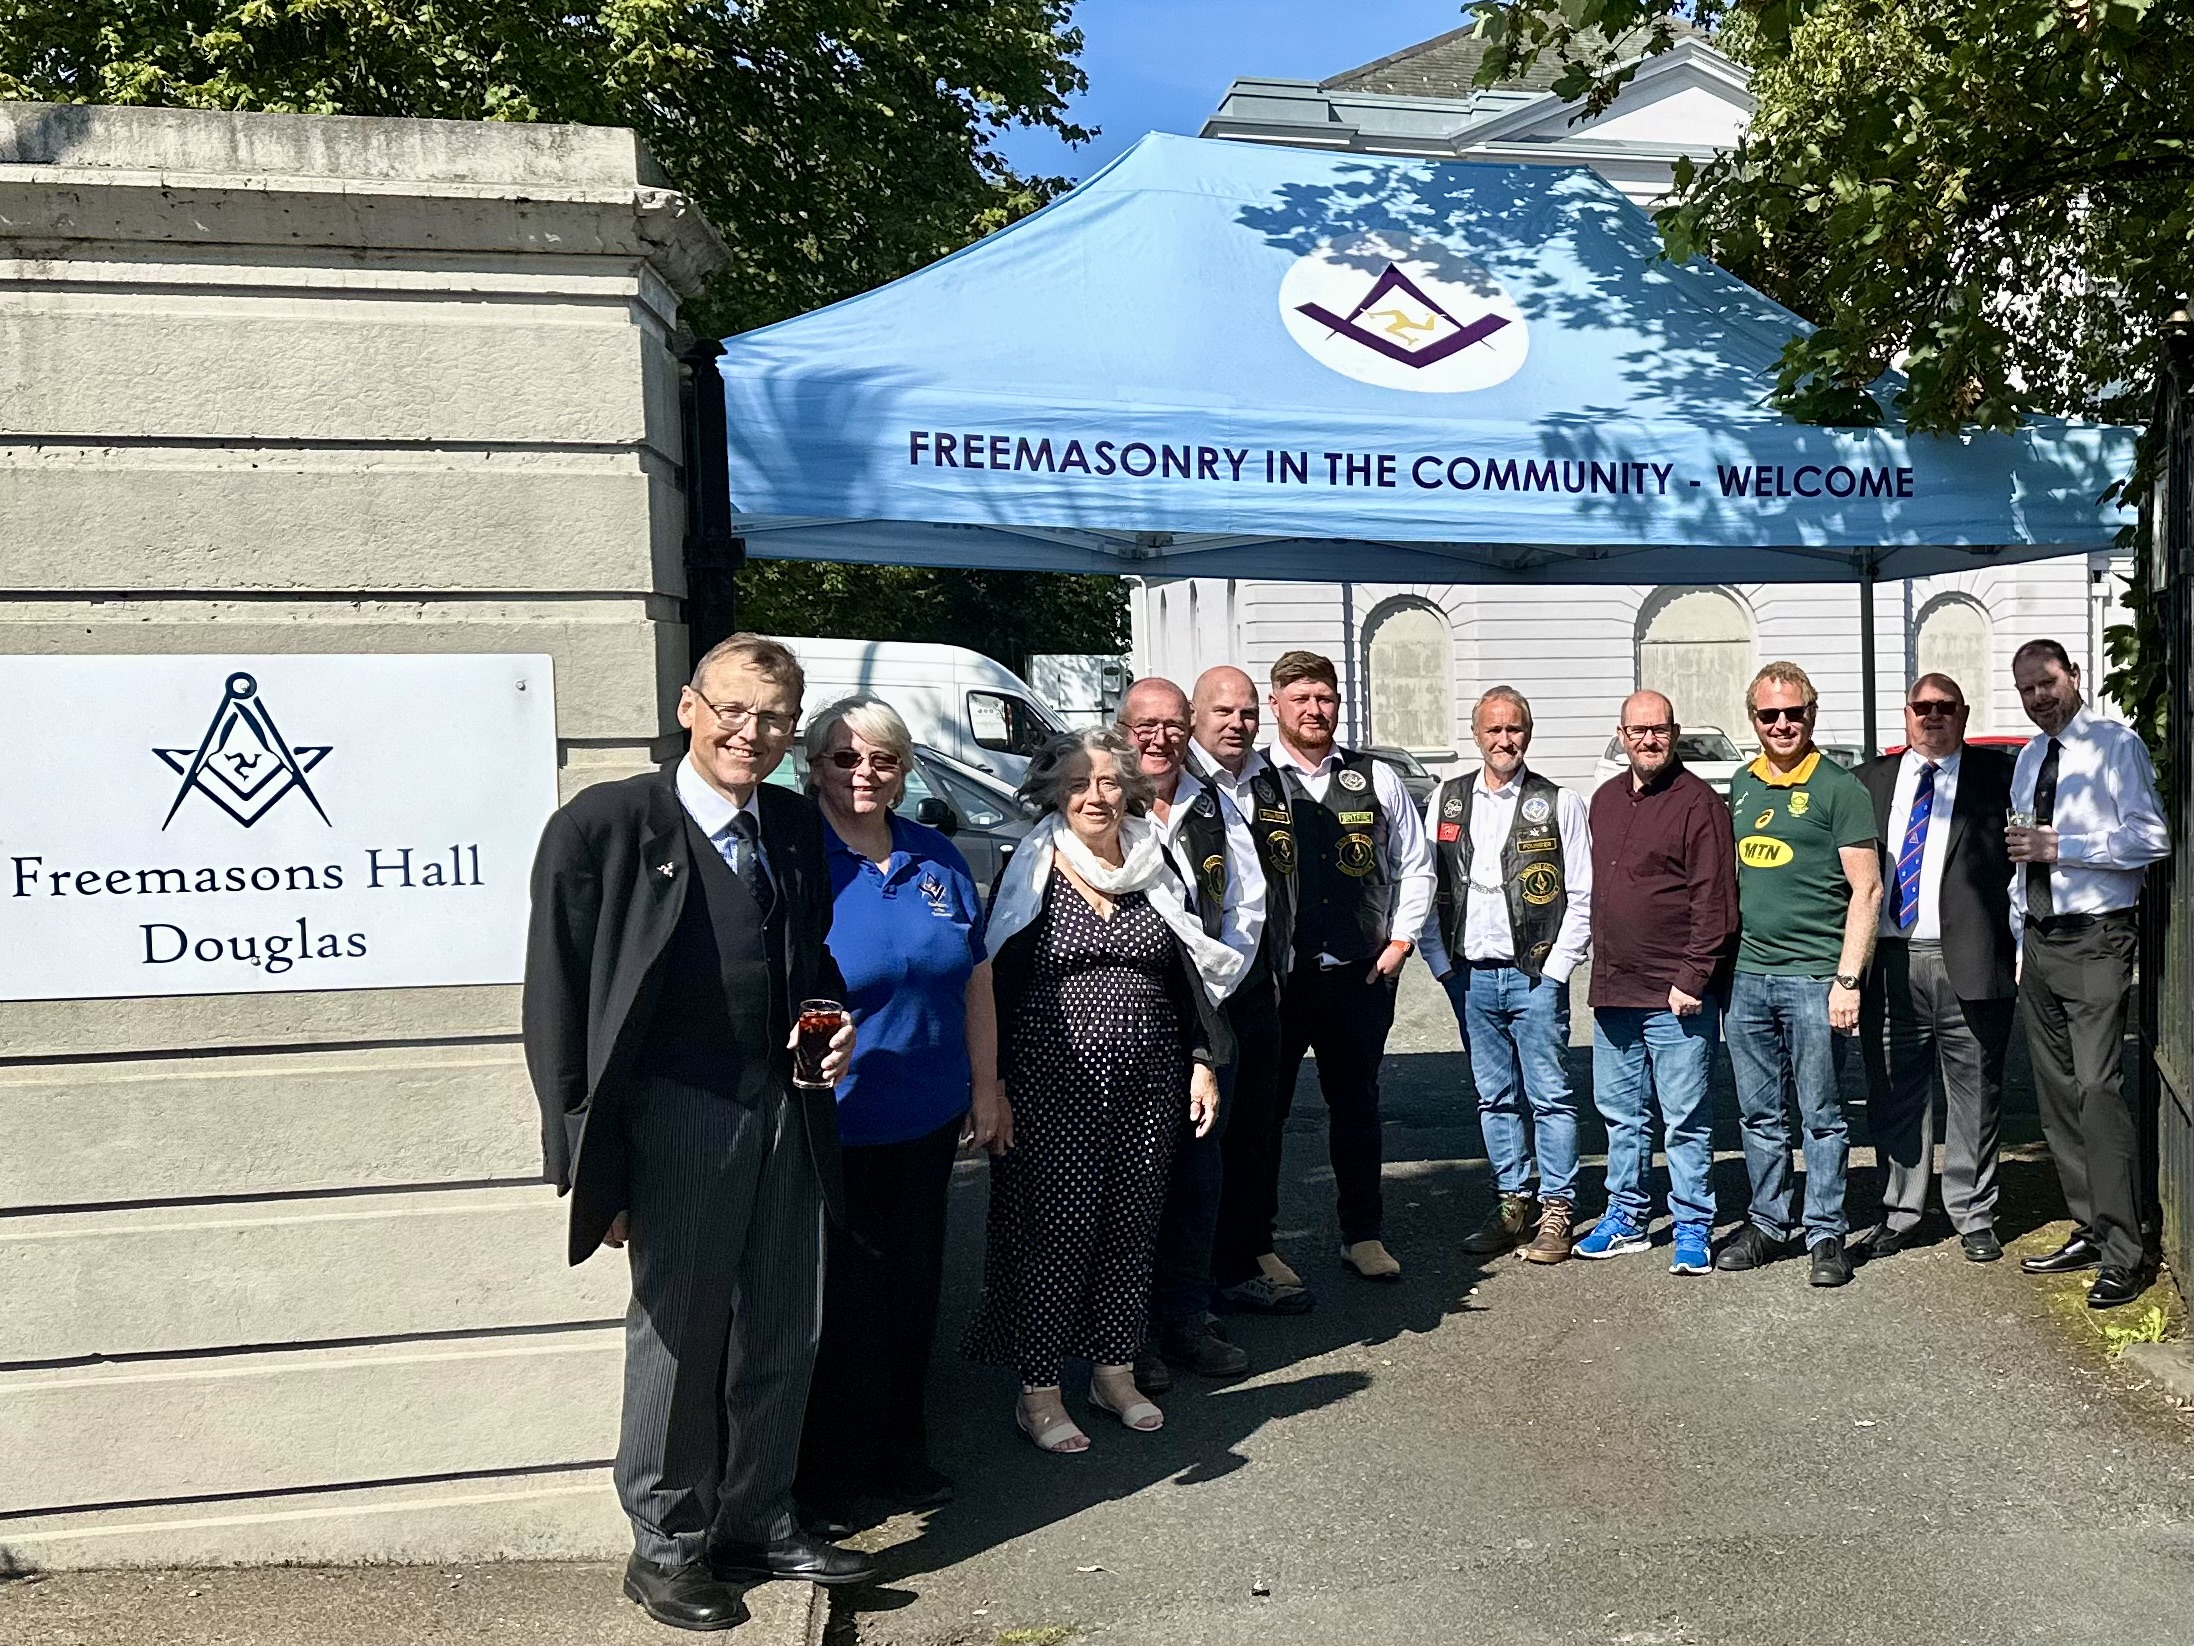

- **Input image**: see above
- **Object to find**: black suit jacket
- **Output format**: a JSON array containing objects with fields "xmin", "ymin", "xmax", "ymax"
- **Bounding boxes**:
[
  {"xmin": 1858, "ymin": 744, "xmax": 2016, "ymax": 1000},
  {"xmin": 523, "ymin": 767, "xmax": 848, "ymax": 1264}
]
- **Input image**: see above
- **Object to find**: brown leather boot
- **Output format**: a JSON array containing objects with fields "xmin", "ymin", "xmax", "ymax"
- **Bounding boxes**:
[
  {"xmin": 1461, "ymin": 1192, "xmax": 1540, "ymax": 1255},
  {"xmin": 1523, "ymin": 1198, "xmax": 1575, "ymax": 1264}
]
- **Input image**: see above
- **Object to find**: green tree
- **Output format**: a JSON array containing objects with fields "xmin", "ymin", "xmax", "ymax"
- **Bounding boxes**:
[
  {"xmin": 1470, "ymin": 0, "xmax": 2190, "ymax": 744},
  {"xmin": 0, "ymin": 0, "xmax": 1127, "ymax": 661}
]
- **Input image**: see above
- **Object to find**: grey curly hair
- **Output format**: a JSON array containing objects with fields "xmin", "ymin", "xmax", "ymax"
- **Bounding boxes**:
[{"xmin": 1018, "ymin": 727, "xmax": 1155, "ymax": 819}]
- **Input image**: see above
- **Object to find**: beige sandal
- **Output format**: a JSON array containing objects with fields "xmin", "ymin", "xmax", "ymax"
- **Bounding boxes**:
[
  {"xmin": 1088, "ymin": 1365, "xmax": 1164, "ymax": 1432},
  {"xmin": 1016, "ymin": 1387, "xmax": 1090, "ymax": 1453}
]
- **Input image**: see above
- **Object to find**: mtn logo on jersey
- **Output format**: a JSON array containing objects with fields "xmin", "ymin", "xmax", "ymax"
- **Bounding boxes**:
[{"xmin": 1738, "ymin": 835, "xmax": 1795, "ymax": 869}]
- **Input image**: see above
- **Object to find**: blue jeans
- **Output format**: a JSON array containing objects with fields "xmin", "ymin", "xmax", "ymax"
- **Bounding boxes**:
[
  {"xmin": 1448, "ymin": 964, "xmax": 1579, "ymax": 1204},
  {"xmin": 1591, "ymin": 1000, "xmax": 1720, "ymax": 1228},
  {"xmin": 1724, "ymin": 972, "xmax": 1850, "ymax": 1243}
]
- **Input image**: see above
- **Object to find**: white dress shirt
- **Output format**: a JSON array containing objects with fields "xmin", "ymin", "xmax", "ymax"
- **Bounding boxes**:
[
  {"xmin": 676, "ymin": 755, "xmax": 768, "ymax": 879},
  {"xmin": 1154, "ymin": 765, "xmax": 1266, "ymax": 982},
  {"xmin": 1415, "ymin": 768, "xmax": 1593, "ymax": 983},
  {"xmin": 2010, "ymin": 706, "xmax": 2170, "ymax": 925},
  {"xmin": 1266, "ymin": 741, "xmax": 1436, "ymax": 967},
  {"xmin": 1879, "ymin": 747, "xmax": 1961, "ymax": 943}
]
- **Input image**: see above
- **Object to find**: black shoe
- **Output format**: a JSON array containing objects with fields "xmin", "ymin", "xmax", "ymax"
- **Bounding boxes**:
[
  {"xmin": 1713, "ymin": 1224, "xmax": 1785, "ymax": 1271},
  {"xmin": 1157, "ymin": 1321, "xmax": 1250, "ymax": 1379},
  {"xmin": 1132, "ymin": 1342, "xmax": 1174, "ymax": 1396},
  {"xmin": 712, "ymin": 1530, "xmax": 877, "ymax": 1588},
  {"xmin": 1960, "ymin": 1227, "xmax": 2003, "ymax": 1264},
  {"xmin": 879, "ymin": 1464, "xmax": 954, "ymax": 1511},
  {"xmin": 797, "ymin": 1500, "xmax": 856, "ymax": 1540},
  {"xmin": 2087, "ymin": 1266, "xmax": 2147, "ymax": 1309},
  {"xmin": 1867, "ymin": 1222, "xmax": 1914, "ymax": 1258},
  {"xmin": 623, "ymin": 1556, "xmax": 749, "ymax": 1631},
  {"xmin": 2021, "ymin": 1234, "xmax": 2103, "ymax": 1275},
  {"xmin": 1809, "ymin": 1236, "xmax": 1853, "ymax": 1288}
]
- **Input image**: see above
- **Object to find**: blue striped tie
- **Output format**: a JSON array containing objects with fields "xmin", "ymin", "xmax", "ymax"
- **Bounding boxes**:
[{"xmin": 1895, "ymin": 763, "xmax": 1937, "ymax": 930}]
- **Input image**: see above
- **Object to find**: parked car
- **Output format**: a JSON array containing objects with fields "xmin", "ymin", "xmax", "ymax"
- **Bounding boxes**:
[
  {"xmin": 1367, "ymin": 745, "xmax": 1439, "ymax": 808},
  {"xmin": 774, "ymin": 636, "xmax": 1069, "ymax": 784},
  {"xmin": 1589, "ymin": 725, "xmax": 1748, "ymax": 791},
  {"xmin": 766, "ymin": 740, "xmax": 1034, "ymax": 901}
]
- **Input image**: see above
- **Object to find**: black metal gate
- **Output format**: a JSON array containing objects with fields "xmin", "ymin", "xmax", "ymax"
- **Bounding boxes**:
[{"xmin": 2142, "ymin": 317, "xmax": 2194, "ymax": 1299}]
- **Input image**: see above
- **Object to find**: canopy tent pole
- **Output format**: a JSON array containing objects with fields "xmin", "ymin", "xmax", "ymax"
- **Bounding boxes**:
[{"xmin": 1859, "ymin": 556, "xmax": 1880, "ymax": 757}]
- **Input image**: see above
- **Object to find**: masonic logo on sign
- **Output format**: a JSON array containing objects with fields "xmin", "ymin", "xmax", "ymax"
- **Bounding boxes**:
[{"xmin": 155, "ymin": 671, "xmax": 333, "ymax": 829}]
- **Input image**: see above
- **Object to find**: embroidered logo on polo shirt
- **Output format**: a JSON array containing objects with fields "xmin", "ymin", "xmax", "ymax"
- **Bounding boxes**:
[
  {"xmin": 1788, "ymin": 791, "xmax": 1810, "ymax": 815},
  {"xmin": 917, "ymin": 872, "xmax": 954, "ymax": 915}
]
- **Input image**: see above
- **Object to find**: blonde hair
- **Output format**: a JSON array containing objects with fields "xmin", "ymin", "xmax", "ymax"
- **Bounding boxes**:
[
  {"xmin": 804, "ymin": 695, "xmax": 916, "ymax": 808},
  {"xmin": 1745, "ymin": 661, "xmax": 1819, "ymax": 714}
]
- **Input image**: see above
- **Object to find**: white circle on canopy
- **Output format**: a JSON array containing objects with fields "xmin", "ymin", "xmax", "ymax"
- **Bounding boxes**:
[{"xmin": 1278, "ymin": 233, "xmax": 1529, "ymax": 393}]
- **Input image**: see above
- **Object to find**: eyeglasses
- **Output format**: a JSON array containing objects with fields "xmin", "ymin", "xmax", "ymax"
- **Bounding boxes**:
[
  {"xmin": 696, "ymin": 698, "xmax": 796, "ymax": 738},
  {"xmin": 1126, "ymin": 719, "xmax": 1189, "ymax": 738},
  {"xmin": 1751, "ymin": 706, "xmax": 1811, "ymax": 725},
  {"xmin": 826, "ymin": 749, "xmax": 902, "ymax": 775},
  {"xmin": 1907, "ymin": 699, "xmax": 1962, "ymax": 719},
  {"xmin": 1619, "ymin": 723, "xmax": 1675, "ymax": 740}
]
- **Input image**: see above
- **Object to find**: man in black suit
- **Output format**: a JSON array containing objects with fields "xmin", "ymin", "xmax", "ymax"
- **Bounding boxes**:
[
  {"xmin": 525, "ymin": 632, "xmax": 873, "ymax": 1631},
  {"xmin": 1856, "ymin": 673, "xmax": 2017, "ymax": 1263}
]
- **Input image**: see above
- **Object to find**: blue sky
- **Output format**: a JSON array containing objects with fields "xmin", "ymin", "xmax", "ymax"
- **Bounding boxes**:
[{"xmin": 993, "ymin": 1, "xmax": 1474, "ymax": 181}]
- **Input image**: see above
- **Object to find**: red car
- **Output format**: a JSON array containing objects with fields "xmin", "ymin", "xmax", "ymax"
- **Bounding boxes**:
[{"xmin": 1880, "ymin": 734, "xmax": 2029, "ymax": 758}]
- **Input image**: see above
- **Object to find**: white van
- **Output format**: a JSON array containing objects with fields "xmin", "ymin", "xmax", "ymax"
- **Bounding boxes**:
[{"xmin": 775, "ymin": 637, "xmax": 1069, "ymax": 784}]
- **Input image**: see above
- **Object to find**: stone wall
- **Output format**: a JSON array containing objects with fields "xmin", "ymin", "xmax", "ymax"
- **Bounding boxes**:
[{"xmin": 0, "ymin": 102, "xmax": 725, "ymax": 1567}]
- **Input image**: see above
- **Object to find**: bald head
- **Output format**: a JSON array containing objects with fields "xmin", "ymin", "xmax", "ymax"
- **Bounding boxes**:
[
  {"xmin": 1617, "ymin": 689, "xmax": 1680, "ymax": 787},
  {"xmin": 1191, "ymin": 665, "xmax": 1261, "ymax": 774},
  {"xmin": 1119, "ymin": 675, "xmax": 1192, "ymax": 793},
  {"xmin": 1121, "ymin": 676, "xmax": 1190, "ymax": 725}
]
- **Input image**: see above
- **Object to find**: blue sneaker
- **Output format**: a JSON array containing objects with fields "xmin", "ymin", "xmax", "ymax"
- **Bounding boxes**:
[
  {"xmin": 1670, "ymin": 1222, "xmax": 1712, "ymax": 1275},
  {"xmin": 1574, "ymin": 1210, "xmax": 1650, "ymax": 1259}
]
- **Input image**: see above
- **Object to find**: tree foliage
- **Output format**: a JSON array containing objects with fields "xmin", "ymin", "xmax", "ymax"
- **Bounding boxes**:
[{"xmin": 736, "ymin": 560, "xmax": 1127, "ymax": 670}]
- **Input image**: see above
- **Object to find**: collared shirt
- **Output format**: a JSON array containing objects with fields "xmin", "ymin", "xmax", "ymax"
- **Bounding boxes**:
[
  {"xmin": 1727, "ymin": 748, "xmax": 1877, "ymax": 976},
  {"xmin": 1267, "ymin": 740, "xmax": 1435, "ymax": 965},
  {"xmin": 2010, "ymin": 706, "xmax": 2170, "ymax": 924},
  {"xmin": 1586, "ymin": 761, "xmax": 1738, "ymax": 1008},
  {"xmin": 1157, "ymin": 763, "xmax": 1267, "ymax": 974},
  {"xmin": 823, "ymin": 813, "xmax": 986, "ymax": 1147},
  {"xmin": 1416, "ymin": 766, "xmax": 1593, "ymax": 983},
  {"xmin": 1880, "ymin": 747, "xmax": 1962, "ymax": 943},
  {"xmin": 676, "ymin": 755, "xmax": 768, "ymax": 879}
]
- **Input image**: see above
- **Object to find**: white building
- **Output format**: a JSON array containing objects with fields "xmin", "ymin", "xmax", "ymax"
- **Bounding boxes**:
[{"xmin": 1136, "ymin": 28, "xmax": 2125, "ymax": 791}]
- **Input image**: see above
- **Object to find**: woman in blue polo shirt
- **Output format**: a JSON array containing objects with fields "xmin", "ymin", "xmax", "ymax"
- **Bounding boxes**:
[{"xmin": 793, "ymin": 695, "xmax": 1004, "ymax": 1526}]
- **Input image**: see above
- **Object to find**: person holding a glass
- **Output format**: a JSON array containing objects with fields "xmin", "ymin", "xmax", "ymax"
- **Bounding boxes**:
[{"xmin": 793, "ymin": 695, "xmax": 1004, "ymax": 1525}]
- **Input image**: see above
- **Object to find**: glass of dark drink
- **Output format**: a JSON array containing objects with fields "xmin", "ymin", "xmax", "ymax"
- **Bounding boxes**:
[{"xmin": 793, "ymin": 998, "xmax": 847, "ymax": 1088}]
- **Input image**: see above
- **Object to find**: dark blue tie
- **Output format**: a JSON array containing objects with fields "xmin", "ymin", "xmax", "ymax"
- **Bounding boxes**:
[
  {"xmin": 725, "ymin": 810, "xmax": 773, "ymax": 912},
  {"xmin": 1895, "ymin": 763, "xmax": 1936, "ymax": 930}
]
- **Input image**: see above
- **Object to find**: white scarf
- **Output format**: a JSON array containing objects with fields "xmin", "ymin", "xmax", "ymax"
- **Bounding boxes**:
[{"xmin": 989, "ymin": 813, "xmax": 1247, "ymax": 1005}]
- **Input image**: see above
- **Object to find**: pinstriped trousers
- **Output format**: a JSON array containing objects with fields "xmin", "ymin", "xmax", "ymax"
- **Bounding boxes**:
[{"xmin": 614, "ymin": 1074, "xmax": 825, "ymax": 1564}]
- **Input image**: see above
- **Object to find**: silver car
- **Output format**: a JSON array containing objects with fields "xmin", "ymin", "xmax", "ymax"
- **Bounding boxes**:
[{"xmin": 1589, "ymin": 725, "xmax": 1748, "ymax": 792}]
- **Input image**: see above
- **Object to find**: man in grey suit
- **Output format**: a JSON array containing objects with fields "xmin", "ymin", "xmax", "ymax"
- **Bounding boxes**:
[
  {"xmin": 1856, "ymin": 673, "xmax": 2018, "ymax": 1263},
  {"xmin": 525, "ymin": 633, "xmax": 873, "ymax": 1631}
]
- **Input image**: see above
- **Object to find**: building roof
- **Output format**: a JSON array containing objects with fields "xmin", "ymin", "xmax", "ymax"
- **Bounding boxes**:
[{"xmin": 1323, "ymin": 19, "xmax": 1703, "ymax": 99}]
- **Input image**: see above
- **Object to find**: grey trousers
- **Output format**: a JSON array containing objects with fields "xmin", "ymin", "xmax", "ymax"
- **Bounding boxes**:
[
  {"xmin": 614, "ymin": 1075, "xmax": 824, "ymax": 1564},
  {"xmin": 1861, "ymin": 938, "xmax": 2014, "ymax": 1235},
  {"xmin": 2021, "ymin": 912, "xmax": 2144, "ymax": 1272}
]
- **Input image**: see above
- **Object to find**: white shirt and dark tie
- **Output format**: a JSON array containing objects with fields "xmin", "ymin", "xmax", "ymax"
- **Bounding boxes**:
[
  {"xmin": 1881, "ymin": 747, "xmax": 1960, "ymax": 942},
  {"xmin": 2009, "ymin": 706, "xmax": 2169, "ymax": 930},
  {"xmin": 677, "ymin": 756, "xmax": 774, "ymax": 910}
]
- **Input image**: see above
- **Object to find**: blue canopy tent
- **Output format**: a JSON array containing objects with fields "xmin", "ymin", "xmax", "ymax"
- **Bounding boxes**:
[{"xmin": 715, "ymin": 131, "xmax": 2135, "ymax": 743}]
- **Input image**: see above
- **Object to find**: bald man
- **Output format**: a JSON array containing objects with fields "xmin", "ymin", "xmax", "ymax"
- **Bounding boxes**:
[
  {"xmin": 1575, "ymin": 690, "xmax": 1738, "ymax": 1276},
  {"xmin": 1186, "ymin": 666, "xmax": 1311, "ymax": 1316},
  {"xmin": 1118, "ymin": 676, "xmax": 1264, "ymax": 1389}
]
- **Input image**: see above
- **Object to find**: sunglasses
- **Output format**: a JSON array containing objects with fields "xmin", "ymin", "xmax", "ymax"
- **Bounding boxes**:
[
  {"xmin": 1907, "ymin": 699, "xmax": 1962, "ymax": 718},
  {"xmin": 826, "ymin": 749, "xmax": 902, "ymax": 774},
  {"xmin": 1751, "ymin": 706, "xmax": 1810, "ymax": 725}
]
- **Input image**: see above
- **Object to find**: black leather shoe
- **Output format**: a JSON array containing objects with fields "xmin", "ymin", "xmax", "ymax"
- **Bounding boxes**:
[
  {"xmin": 623, "ymin": 1555, "xmax": 749, "ymax": 1631},
  {"xmin": 2021, "ymin": 1234, "xmax": 2103, "ymax": 1275},
  {"xmin": 1713, "ymin": 1224, "xmax": 1785, "ymax": 1271},
  {"xmin": 2087, "ymin": 1267, "xmax": 2147, "ymax": 1309},
  {"xmin": 1960, "ymin": 1227, "xmax": 2003, "ymax": 1264},
  {"xmin": 713, "ymin": 1530, "xmax": 877, "ymax": 1588},
  {"xmin": 1867, "ymin": 1222, "xmax": 1914, "ymax": 1258},
  {"xmin": 1809, "ymin": 1236, "xmax": 1853, "ymax": 1288},
  {"xmin": 1132, "ymin": 1342, "xmax": 1174, "ymax": 1396},
  {"xmin": 1157, "ymin": 1321, "xmax": 1250, "ymax": 1379},
  {"xmin": 880, "ymin": 1463, "xmax": 954, "ymax": 1511}
]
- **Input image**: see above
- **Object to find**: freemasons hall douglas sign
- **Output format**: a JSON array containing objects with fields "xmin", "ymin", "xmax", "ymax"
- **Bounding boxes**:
[{"xmin": 0, "ymin": 654, "xmax": 558, "ymax": 1001}]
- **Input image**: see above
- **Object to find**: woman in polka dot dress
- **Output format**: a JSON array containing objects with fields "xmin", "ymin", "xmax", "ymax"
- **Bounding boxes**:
[{"xmin": 964, "ymin": 729, "xmax": 1241, "ymax": 1453}]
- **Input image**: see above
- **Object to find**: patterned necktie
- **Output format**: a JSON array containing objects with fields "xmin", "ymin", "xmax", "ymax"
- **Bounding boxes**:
[
  {"xmin": 1896, "ymin": 763, "xmax": 1937, "ymax": 930},
  {"xmin": 2027, "ymin": 738, "xmax": 2061, "ymax": 921},
  {"xmin": 725, "ymin": 810, "xmax": 773, "ymax": 912}
]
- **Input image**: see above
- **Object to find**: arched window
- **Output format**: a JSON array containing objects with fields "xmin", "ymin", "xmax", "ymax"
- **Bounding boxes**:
[
  {"xmin": 1637, "ymin": 587, "xmax": 1754, "ymax": 744},
  {"xmin": 1914, "ymin": 595, "xmax": 1991, "ymax": 731},
  {"xmin": 1363, "ymin": 598, "xmax": 1453, "ymax": 755}
]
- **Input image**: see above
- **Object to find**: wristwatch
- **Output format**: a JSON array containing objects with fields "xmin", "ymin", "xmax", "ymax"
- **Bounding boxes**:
[{"xmin": 1834, "ymin": 972, "xmax": 1862, "ymax": 991}]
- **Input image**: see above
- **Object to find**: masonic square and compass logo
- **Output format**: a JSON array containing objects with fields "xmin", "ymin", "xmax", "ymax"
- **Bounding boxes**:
[
  {"xmin": 1278, "ymin": 232, "xmax": 1529, "ymax": 394},
  {"xmin": 155, "ymin": 671, "xmax": 333, "ymax": 829}
]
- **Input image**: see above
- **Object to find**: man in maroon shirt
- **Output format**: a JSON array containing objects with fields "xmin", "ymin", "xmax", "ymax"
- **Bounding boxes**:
[{"xmin": 1572, "ymin": 690, "xmax": 1740, "ymax": 1274}]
